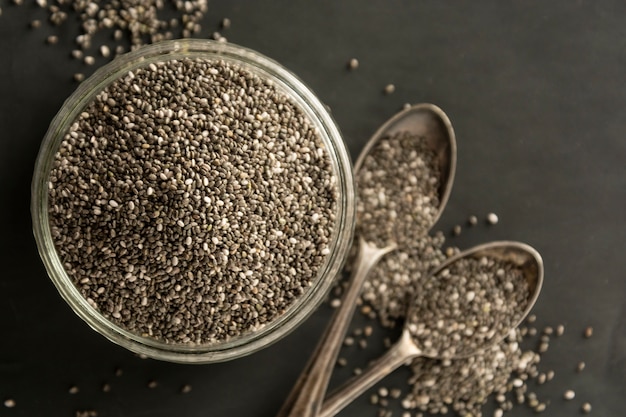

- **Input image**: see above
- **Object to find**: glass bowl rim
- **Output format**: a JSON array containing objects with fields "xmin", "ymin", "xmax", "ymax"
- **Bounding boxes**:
[{"xmin": 31, "ymin": 39, "xmax": 355, "ymax": 363}]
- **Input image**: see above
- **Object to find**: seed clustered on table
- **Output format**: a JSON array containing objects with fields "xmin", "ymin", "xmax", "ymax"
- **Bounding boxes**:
[
  {"xmin": 47, "ymin": 57, "xmax": 339, "ymax": 345},
  {"xmin": 6, "ymin": 0, "xmax": 237, "ymax": 82}
]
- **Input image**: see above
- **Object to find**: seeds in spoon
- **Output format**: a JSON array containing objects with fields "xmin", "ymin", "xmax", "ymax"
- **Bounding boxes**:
[
  {"xmin": 355, "ymin": 130, "xmax": 445, "ymax": 326},
  {"xmin": 356, "ymin": 131, "xmax": 441, "ymax": 248},
  {"xmin": 406, "ymin": 255, "xmax": 531, "ymax": 358}
]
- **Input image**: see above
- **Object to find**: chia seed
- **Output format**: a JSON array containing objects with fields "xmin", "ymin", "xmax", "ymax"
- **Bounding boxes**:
[
  {"xmin": 486, "ymin": 212, "xmax": 499, "ymax": 225},
  {"xmin": 563, "ymin": 390, "xmax": 575, "ymax": 400},
  {"xmin": 4, "ymin": 398, "xmax": 16, "ymax": 408},
  {"xmin": 47, "ymin": 58, "xmax": 339, "ymax": 345},
  {"xmin": 555, "ymin": 324, "xmax": 565, "ymax": 336},
  {"xmin": 348, "ymin": 58, "xmax": 359, "ymax": 71},
  {"xmin": 581, "ymin": 402, "xmax": 592, "ymax": 413}
]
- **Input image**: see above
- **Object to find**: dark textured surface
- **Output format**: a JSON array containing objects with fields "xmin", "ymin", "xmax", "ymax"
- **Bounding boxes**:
[{"xmin": 1, "ymin": 1, "xmax": 625, "ymax": 416}]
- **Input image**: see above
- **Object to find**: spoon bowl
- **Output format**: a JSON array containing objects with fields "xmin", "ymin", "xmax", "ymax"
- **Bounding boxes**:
[
  {"xmin": 319, "ymin": 241, "xmax": 544, "ymax": 417},
  {"xmin": 275, "ymin": 104, "xmax": 457, "ymax": 417},
  {"xmin": 355, "ymin": 103, "xmax": 457, "ymax": 228}
]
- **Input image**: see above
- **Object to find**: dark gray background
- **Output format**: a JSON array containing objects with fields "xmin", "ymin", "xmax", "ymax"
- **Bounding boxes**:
[{"xmin": 1, "ymin": 1, "xmax": 624, "ymax": 416}]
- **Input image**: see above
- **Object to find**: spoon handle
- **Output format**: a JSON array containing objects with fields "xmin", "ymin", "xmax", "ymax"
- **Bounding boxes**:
[
  {"xmin": 319, "ymin": 330, "xmax": 421, "ymax": 417},
  {"xmin": 275, "ymin": 237, "xmax": 395, "ymax": 417}
]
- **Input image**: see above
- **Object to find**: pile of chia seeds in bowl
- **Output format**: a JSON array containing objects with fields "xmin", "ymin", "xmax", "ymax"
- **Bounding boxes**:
[{"xmin": 47, "ymin": 57, "xmax": 340, "ymax": 345}]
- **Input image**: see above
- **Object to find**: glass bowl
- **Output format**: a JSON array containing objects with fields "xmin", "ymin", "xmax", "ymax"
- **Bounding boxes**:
[{"xmin": 31, "ymin": 39, "xmax": 355, "ymax": 363}]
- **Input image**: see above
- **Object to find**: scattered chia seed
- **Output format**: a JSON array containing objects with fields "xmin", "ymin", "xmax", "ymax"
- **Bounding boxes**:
[
  {"xmin": 11, "ymin": 0, "xmax": 211, "ymax": 81},
  {"xmin": 384, "ymin": 84, "xmax": 396, "ymax": 95},
  {"xmin": 114, "ymin": 368, "xmax": 123, "ymax": 377},
  {"xmin": 452, "ymin": 225, "xmax": 462, "ymax": 236},
  {"xmin": 581, "ymin": 402, "xmax": 592, "ymax": 413},
  {"xmin": 102, "ymin": 383, "xmax": 111, "ymax": 392},
  {"xmin": 583, "ymin": 326, "xmax": 593, "ymax": 338},
  {"xmin": 30, "ymin": 19, "xmax": 41, "ymax": 29},
  {"xmin": 468, "ymin": 215, "xmax": 478, "ymax": 226},
  {"xmin": 100, "ymin": 45, "xmax": 110, "ymax": 58},
  {"xmin": 147, "ymin": 380, "xmax": 158, "ymax": 389},
  {"xmin": 221, "ymin": 17, "xmax": 231, "ymax": 29},
  {"xmin": 576, "ymin": 361, "xmax": 586, "ymax": 372},
  {"xmin": 180, "ymin": 384, "xmax": 192, "ymax": 394},
  {"xmin": 4, "ymin": 398, "xmax": 16, "ymax": 408},
  {"xmin": 564, "ymin": 390, "xmax": 575, "ymax": 400},
  {"xmin": 348, "ymin": 58, "xmax": 359, "ymax": 71},
  {"xmin": 337, "ymin": 357, "xmax": 348, "ymax": 367},
  {"xmin": 46, "ymin": 35, "xmax": 59, "ymax": 45},
  {"xmin": 486, "ymin": 212, "xmax": 499, "ymax": 225},
  {"xmin": 47, "ymin": 58, "xmax": 339, "ymax": 345},
  {"xmin": 537, "ymin": 373, "xmax": 547, "ymax": 384},
  {"xmin": 68, "ymin": 385, "xmax": 79, "ymax": 394},
  {"xmin": 555, "ymin": 324, "xmax": 565, "ymax": 336},
  {"xmin": 73, "ymin": 73, "xmax": 85, "ymax": 82},
  {"xmin": 75, "ymin": 410, "xmax": 98, "ymax": 417},
  {"xmin": 84, "ymin": 55, "xmax": 95, "ymax": 65}
]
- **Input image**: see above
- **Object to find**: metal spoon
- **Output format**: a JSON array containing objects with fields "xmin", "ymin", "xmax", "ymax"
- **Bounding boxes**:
[
  {"xmin": 275, "ymin": 103, "xmax": 457, "ymax": 417},
  {"xmin": 318, "ymin": 241, "xmax": 544, "ymax": 417}
]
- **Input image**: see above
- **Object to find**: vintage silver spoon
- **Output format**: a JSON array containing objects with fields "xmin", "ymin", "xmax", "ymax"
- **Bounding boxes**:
[
  {"xmin": 319, "ymin": 241, "xmax": 544, "ymax": 417},
  {"xmin": 275, "ymin": 103, "xmax": 457, "ymax": 417}
]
